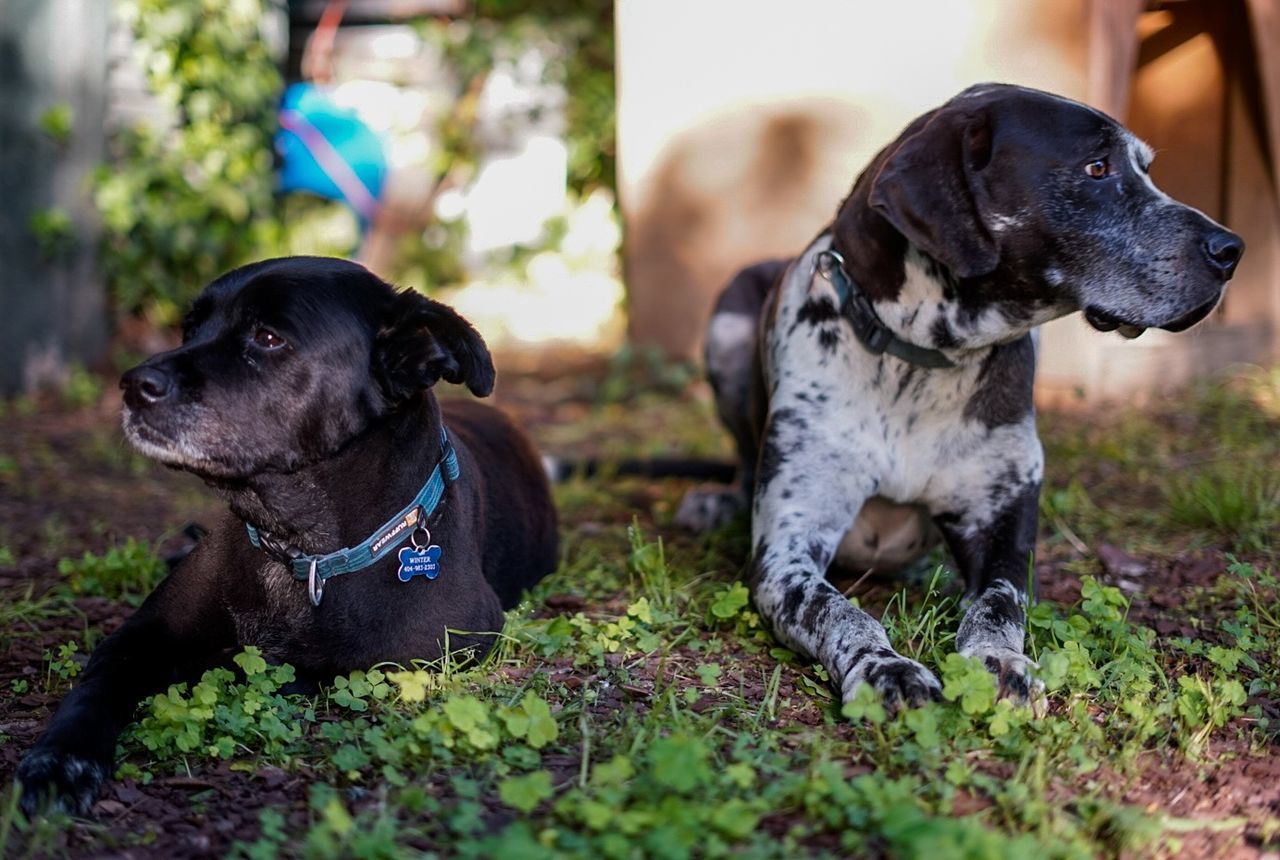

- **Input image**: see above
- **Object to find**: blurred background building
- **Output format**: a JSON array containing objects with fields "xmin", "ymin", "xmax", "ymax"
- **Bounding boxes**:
[{"xmin": 0, "ymin": 0, "xmax": 1276, "ymax": 402}]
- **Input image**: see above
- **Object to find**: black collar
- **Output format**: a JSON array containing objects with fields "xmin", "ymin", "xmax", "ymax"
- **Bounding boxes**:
[{"xmin": 813, "ymin": 248, "xmax": 956, "ymax": 369}]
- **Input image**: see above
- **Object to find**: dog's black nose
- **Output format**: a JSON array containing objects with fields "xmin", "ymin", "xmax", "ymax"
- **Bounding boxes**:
[
  {"xmin": 1203, "ymin": 229, "xmax": 1244, "ymax": 279},
  {"xmin": 120, "ymin": 365, "xmax": 173, "ymax": 408}
]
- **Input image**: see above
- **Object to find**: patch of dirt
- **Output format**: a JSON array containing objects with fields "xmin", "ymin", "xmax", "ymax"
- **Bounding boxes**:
[{"xmin": 1103, "ymin": 738, "xmax": 1280, "ymax": 858}]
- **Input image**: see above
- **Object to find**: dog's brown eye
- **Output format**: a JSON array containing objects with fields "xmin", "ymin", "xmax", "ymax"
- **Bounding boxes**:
[
  {"xmin": 253, "ymin": 328, "xmax": 286, "ymax": 349},
  {"xmin": 1085, "ymin": 159, "xmax": 1109, "ymax": 179}
]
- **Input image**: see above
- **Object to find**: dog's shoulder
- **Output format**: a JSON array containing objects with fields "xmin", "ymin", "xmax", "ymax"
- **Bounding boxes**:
[{"xmin": 763, "ymin": 236, "xmax": 841, "ymax": 374}]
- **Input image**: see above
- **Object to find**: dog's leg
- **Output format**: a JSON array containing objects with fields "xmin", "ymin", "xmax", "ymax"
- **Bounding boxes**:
[
  {"xmin": 676, "ymin": 309, "xmax": 758, "ymax": 531},
  {"xmin": 750, "ymin": 521, "xmax": 943, "ymax": 712},
  {"xmin": 16, "ymin": 558, "xmax": 232, "ymax": 815},
  {"xmin": 677, "ymin": 262, "xmax": 783, "ymax": 533},
  {"xmin": 938, "ymin": 481, "xmax": 1042, "ymax": 704},
  {"xmin": 748, "ymin": 417, "xmax": 941, "ymax": 711}
]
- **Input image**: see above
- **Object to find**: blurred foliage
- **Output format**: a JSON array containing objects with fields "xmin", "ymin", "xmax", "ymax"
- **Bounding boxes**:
[
  {"xmin": 37, "ymin": 104, "xmax": 74, "ymax": 146},
  {"xmin": 598, "ymin": 343, "xmax": 699, "ymax": 405},
  {"xmin": 384, "ymin": 1, "xmax": 617, "ymax": 289},
  {"xmin": 94, "ymin": 0, "xmax": 283, "ymax": 322},
  {"xmin": 91, "ymin": 0, "xmax": 616, "ymax": 323},
  {"xmin": 423, "ymin": 0, "xmax": 615, "ymax": 195},
  {"xmin": 28, "ymin": 208, "xmax": 76, "ymax": 260}
]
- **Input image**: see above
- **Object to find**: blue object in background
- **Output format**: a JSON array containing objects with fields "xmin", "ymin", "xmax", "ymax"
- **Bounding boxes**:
[{"xmin": 276, "ymin": 82, "xmax": 387, "ymax": 225}]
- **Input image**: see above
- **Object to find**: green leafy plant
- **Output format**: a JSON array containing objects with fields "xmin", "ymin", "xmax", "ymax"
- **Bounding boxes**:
[
  {"xmin": 6, "ymin": 376, "xmax": 1279, "ymax": 857},
  {"xmin": 1174, "ymin": 673, "xmax": 1247, "ymax": 754},
  {"xmin": 131, "ymin": 647, "xmax": 307, "ymax": 763},
  {"xmin": 423, "ymin": 0, "xmax": 614, "ymax": 195},
  {"xmin": 329, "ymin": 668, "xmax": 391, "ymax": 713},
  {"xmin": 1167, "ymin": 466, "xmax": 1280, "ymax": 551},
  {"xmin": 57, "ymin": 537, "xmax": 166, "ymax": 602},
  {"xmin": 37, "ymin": 103, "xmax": 74, "ymax": 145},
  {"xmin": 499, "ymin": 769, "xmax": 554, "ymax": 813},
  {"xmin": 708, "ymin": 582, "xmax": 750, "ymax": 621},
  {"xmin": 59, "ymin": 363, "xmax": 104, "ymax": 408},
  {"xmin": 41, "ymin": 640, "xmax": 81, "ymax": 691}
]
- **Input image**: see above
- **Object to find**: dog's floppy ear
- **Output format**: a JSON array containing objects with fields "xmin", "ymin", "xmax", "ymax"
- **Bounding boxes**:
[
  {"xmin": 868, "ymin": 107, "xmax": 998, "ymax": 279},
  {"xmin": 374, "ymin": 289, "xmax": 495, "ymax": 401}
]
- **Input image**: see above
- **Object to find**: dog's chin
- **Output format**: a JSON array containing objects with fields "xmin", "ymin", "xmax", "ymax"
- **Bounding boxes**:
[
  {"xmin": 1157, "ymin": 297, "xmax": 1220, "ymax": 332},
  {"xmin": 1084, "ymin": 294, "xmax": 1221, "ymax": 339},
  {"xmin": 122, "ymin": 413, "xmax": 236, "ymax": 478}
]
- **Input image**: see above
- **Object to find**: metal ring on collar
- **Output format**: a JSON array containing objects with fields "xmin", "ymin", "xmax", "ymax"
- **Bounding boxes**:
[
  {"xmin": 308, "ymin": 558, "xmax": 324, "ymax": 607},
  {"xmin": 813, "ymin": 247, "xmax": 846, "ymax": 280}
]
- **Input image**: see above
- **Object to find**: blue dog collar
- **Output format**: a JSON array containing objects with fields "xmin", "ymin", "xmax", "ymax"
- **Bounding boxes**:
[
  {"xmin": 246, "ymin": 425, "xmax": 459, "ymax": 605},
  {"xmin": 814, "ymin": 248, "xmax": 957, "ymax": 369}
]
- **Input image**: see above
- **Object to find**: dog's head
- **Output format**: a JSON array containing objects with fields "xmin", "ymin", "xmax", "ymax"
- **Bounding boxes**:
[
  {"xmin": 860, "ymin": 83, "xmax": 1243, "ymax": 338},
  {"xmin": 120, "ymin": 257, "xmax": 494, "ymax": 480}
]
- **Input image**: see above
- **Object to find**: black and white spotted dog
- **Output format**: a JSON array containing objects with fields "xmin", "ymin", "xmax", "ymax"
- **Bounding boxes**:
[{"xmin": 678, "ymin": 84, "xmax": 1243, "ymax": 711}]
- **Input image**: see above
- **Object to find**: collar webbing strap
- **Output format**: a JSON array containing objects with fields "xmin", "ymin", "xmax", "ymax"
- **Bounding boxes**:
[
  {"xmin": 246, "ymin": 426, "xmax": 459, "ymax": 583},
  {"xmin": 814, "ymin": 248, "xmax": 957, "ymax": 369}
]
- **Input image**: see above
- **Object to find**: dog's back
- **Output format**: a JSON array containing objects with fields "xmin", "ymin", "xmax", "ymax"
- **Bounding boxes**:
[{"xmin": 443, "ymin": 399, "xmax": 558, "ymax": 608}]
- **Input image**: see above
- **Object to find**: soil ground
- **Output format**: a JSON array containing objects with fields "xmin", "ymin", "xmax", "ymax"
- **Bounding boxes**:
[{"xmin": 0, "ymin": 358, "xmax": 1277, "ymax": 858}]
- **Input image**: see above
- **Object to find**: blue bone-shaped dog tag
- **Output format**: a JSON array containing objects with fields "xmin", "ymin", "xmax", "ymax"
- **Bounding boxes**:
[{"xmin": 397, "ymin": 544, "xmax": 442, "ymax": 582}]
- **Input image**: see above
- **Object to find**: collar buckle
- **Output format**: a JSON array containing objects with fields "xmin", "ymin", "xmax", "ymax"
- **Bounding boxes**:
[{"xmin": 814, "ymin": 248, "xmax": 845, "ymax": 283}]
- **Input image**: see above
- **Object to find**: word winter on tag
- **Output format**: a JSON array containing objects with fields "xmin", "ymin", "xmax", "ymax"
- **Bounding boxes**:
[{"xmin": 397, "ymin": 544, "xmax": 442, "ymax": 582}]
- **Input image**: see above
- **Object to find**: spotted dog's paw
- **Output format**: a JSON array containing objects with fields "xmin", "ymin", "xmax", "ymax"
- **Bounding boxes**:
[
  {"xmin": 674, "ymin": 489, "xmax": 746, "ymax": 532},
  {"xmin": 843, "ymin": 652, "xmax": 942, "ymax": 714},
  {"xmin": 961, "ymin": 644, "xmax": 1046, "ymax": 712},
  {"xmin": 16, "ymin": 747, "xmax": 110, "ymax": 817}
]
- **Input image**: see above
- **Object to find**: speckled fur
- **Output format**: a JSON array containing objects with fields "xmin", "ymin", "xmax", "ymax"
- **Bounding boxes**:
[
  {"xmin": 688, "ymin": 84, "xmax": 1243, "ymax": 711},
  {"xmin": 748, "ymin": 236, "xmax": 1042, "ymax": 706}
]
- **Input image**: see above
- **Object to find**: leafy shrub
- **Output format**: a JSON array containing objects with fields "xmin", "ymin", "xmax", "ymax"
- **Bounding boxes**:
[
  {"xmin": 427, "ymin": 0, "xmax": 615, "ymax": 195},
  {"xmin": 96, "ymin": 0, "xmax": 283, "ymax": 320}
]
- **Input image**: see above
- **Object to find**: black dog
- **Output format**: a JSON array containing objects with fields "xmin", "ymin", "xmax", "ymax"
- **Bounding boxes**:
[
  {"xmin": 17, "ymin": 257, "xmax": 558, "ymax": 814},
  {"xmin": 679, "ymin": 84, "xmax": 1243, "ymax": 711}
]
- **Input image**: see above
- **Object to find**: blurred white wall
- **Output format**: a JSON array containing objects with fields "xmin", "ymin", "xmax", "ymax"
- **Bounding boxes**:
[{"xmin": 617, "ymin": 0, "xmax": 1087, "ymax": 360}]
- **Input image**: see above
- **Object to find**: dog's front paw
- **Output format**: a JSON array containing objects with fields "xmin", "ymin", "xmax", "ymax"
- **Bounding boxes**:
[
  {"xmin": 843, "ymin": 652, "xmax": 942, "ymax": 714},
  {"xmin": 16, "ymin": 747, "xmax": 111, "ymax": 817},
  {"xmin": 961, "ymin": 645, "xmax": 1046, "ymax": 711},
  {"xmin": 674, "ymin": 489, "xmax": 746, "ymax": 531}
]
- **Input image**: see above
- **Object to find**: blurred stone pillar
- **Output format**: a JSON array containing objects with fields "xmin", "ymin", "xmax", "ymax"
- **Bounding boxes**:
[{"xmin": 0, "ymin": 0, "xmax": 110, "ymax": 394}]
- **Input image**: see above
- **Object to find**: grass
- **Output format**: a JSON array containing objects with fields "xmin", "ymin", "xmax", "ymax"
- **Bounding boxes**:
[
  {"xmin": 0, "ymin": 366, "xmax": 1277, "ymax": 857},
  {"xmin": 1038, "ymin": 368, "xmax": 1280, "ymax": 556},
  {"xmin": 1166, "ymin": 468, "xmax": 1280, "ymax": 553}
]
